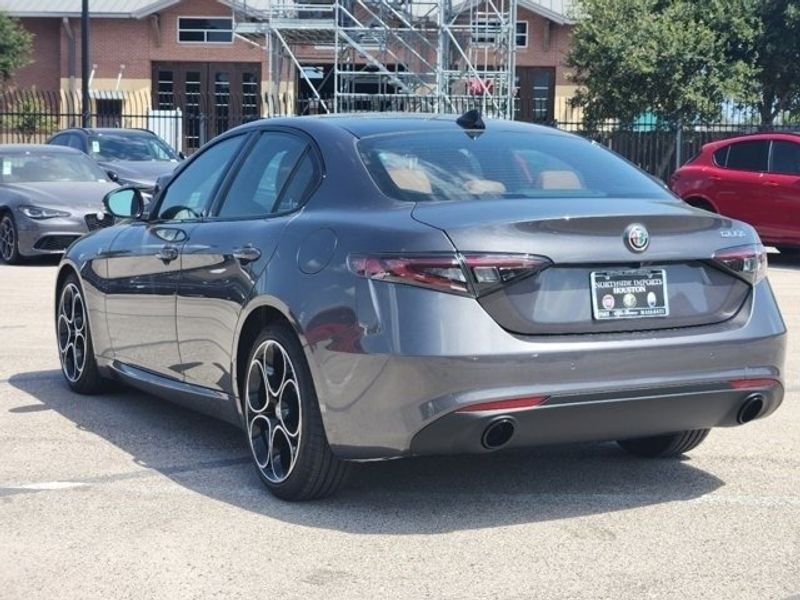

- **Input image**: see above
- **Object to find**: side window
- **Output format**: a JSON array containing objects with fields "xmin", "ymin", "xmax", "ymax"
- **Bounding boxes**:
[
  {"xmin": 770, "ymin": 140, "xmax": 800, "ymax": 175},
  {"xmin": 157, "ymin": 135, "xmax": 244, "ymax": 221},
  {"xmin": 725, "ymin": 141, "xmax": 769, "ymax": 172},
  {"xmin": 274, "ymin": 153, "xmax": 318, "ymax": 213},
  {"xmin": 50, "ymin": 134, "xmax": 70, "ymax": 147},
  {"xmin": 67, "ymin": 135, "xmax": 85, "ymax": 152},
  {"xmin": 216, "ymin": 132, "xmax": 310, "ymax": 219},
  {"xmin": 712, "ymin": 146, "xmax": 729, "ymax": 167}
]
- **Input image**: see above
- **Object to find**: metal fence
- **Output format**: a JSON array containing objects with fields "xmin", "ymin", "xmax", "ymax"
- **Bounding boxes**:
[{"xmin": 1, "ymin": 88, "xmax": 797, "ymax": 181}]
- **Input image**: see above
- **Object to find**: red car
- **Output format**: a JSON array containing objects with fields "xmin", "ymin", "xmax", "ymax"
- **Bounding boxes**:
[{"xmin": 670, "ymin": 132, "xmax": 800, "ymax": 250}]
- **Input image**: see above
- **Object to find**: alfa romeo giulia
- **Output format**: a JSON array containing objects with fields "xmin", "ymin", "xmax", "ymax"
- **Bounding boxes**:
[{"xmin": 54, "ymin": 113, "xmax": 787, "ymax": 500}]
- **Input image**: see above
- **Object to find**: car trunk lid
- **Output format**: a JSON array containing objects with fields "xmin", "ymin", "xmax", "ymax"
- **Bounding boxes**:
[{"xmin": 412, "ymin": 198, "xmax": 755, "ymax": 335}]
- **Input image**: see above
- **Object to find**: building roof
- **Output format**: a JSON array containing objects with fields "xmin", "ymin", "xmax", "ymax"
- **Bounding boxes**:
[
  {"xmin": 0, "ymin": 0, "xmax": 181, "ymax": 18},
  {"xmin": 1, "ymin": 0, "xmax": 573, "ymax": 23},
  {"xmin": 519, "ymin": 0, "xmax": 573, "ymax": 25}
]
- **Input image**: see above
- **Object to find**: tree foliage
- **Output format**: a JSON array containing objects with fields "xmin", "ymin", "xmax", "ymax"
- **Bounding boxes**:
[
  {"xmin": 566, "ymin": 0, "xmax": 756, "ymax": 127},
  {"xmin": 0, "ymin": 12, "xmax": 32, "ymax": 84},
  {"xmin": 0, "ymin": 96, "xmax": 57, "ymax": 142},
  {"xmin": 736, "ymin": 0, "xmax": 800, "ymax": 124}
]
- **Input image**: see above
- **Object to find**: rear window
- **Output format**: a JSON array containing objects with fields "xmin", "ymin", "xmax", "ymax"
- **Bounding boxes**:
[{"xmin": 357, "ymin": 130, "xmax": 670, "ymax": 202}]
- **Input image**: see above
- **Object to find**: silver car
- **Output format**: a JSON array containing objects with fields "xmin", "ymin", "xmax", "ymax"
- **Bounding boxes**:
[
  {"xmin": 54, "ymin": 114, "xmax": 787, "ymax": 500},
  {"xmin": 0, "ymin": 145, "xmax": 118, "ymax": 263}
]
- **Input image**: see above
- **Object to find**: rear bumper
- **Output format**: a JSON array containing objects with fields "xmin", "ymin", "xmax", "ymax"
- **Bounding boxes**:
[
  {"xmin": 310, "ymin": 278, "xmax": 786, "ymax": 460},
  {"xmin": 410, "ymin": 381, "xmax": 783, "ymax": 456}
]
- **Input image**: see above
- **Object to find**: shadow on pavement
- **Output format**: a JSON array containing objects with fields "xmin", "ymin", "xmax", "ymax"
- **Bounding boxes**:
[
  {"xmin": 0, "ymin": 256, "xmax": 61, "ymax": 268},
  {"xmin": 9, "ymin": 369, "xmax": 724, "ymax": 533}
]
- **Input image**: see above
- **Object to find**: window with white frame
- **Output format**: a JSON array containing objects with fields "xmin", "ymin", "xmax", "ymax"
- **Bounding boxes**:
[
  {"xmin": 516, "ymin": 21, "xmax": 528, "ymax": 47},
  {"xmin": 178, "ymin": 17, "xmax": 233, "ymax": 43}
]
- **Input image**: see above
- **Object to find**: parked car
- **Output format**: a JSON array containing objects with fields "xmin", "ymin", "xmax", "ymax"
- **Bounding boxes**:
[
  {"xmin": 0, "ymin": 145, "xmax": 117, "ymax": 264},
  {"xmin": 670, "ymin": 132, "xmax": 800, "ymax": 251},
  {"xmin": 55, "ymin": 114, "xmax": 786, "ymax": 500},
  {"xmin": 48, "ymin": 128, "xmax": 182, "ymax": 190}
]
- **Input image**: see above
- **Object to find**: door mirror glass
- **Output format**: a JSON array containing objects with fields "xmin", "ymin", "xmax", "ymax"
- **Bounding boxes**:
[{"xmin": 104, "ymin": 187, "xmax": 144, "ymax": 219}]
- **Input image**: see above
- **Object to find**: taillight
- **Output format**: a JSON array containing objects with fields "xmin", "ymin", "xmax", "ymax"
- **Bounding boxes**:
[
  {"xmin": 462, "ymin": 253, "xmax": 552, "ymax": 296},
  {"xmin": 347, "ymin": 255, "xmax": 468, "ymax": 294},
  {"xmin": 347, "ymin": 253, "xmax": 551, "ymax": 297},
  {"xmin": 712, "ymin": 243, "xmax": 768, "ymax": 285}
]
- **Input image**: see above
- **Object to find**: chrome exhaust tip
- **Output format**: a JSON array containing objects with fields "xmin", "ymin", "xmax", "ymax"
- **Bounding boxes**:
[{"xmin": 481, "ymin": 418, "xmax": 516, "ymax": 450}]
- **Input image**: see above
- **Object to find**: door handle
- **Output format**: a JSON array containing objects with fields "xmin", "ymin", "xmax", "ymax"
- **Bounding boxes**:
[
  {"xmin": 155, "ymin": 245, "xmax": 179, "ymax": 263},
  {"xmin": 232, "ymin": 246, "xmax": 262, "ymax": 264}
]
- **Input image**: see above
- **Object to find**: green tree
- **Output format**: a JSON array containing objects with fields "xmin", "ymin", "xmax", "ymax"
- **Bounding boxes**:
[
  {"xmin": 0, "ymin": 11, "xmax": 33, "ymax": 84},
  {"xmin": 0, "ymin": 96, "xmax": 56, "ymax": 142},
  {"xmin": 736, "ymin": 0, "xmax": 800, "ymax": 125},
  {"xmin": 566, "ymin": 0, "xmax": 755, "ymax": 128}
]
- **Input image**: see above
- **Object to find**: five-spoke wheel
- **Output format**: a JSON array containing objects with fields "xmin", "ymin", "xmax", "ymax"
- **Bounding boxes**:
[
  {"xmin": 57, "ymin": 283, "xmax": 88, "ymax": 383},
  {"xmin": 243, "ymin": 324, "xmax": 351, "ymax": 500},
  {"xmin": 245, "ymin": 340, "xmax": 303, "ymax": 484},
  {"xmin": 55, "ymin": 275, "xmax": 105, "ymax": 394},
  {"xmin": 0, "ymin": 214, "xmax": 20, "ymax": 264}
]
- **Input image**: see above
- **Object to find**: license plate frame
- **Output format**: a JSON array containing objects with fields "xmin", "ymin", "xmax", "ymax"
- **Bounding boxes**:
[{"xmin": 590, "ymin": 268, "xmax": 670, "ymax": 321}]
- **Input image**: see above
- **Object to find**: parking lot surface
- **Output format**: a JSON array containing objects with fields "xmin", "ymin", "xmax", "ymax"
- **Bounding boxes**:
[{"xmin": 1, "ymin": 258, "xmax": 798, "ymax": 600}]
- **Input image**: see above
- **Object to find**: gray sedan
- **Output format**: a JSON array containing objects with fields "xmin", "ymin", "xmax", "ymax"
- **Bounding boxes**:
[
  {"xmin": 0, "ymin": 145, "xmax": 118, "ymax": 263},
  {"xmin": 54, "ymin": 113, "xmax": 787, "ymax": 500}
]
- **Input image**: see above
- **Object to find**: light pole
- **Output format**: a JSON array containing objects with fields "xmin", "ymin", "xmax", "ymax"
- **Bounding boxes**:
[{"xmin": 81, "ymin": 0, "xmax": 90, "ymax": 127}]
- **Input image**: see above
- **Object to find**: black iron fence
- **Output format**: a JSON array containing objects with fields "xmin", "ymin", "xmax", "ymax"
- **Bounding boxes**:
[{"xmin": 2, "ymin": 88, "xmax": 797, "ymax": 181}]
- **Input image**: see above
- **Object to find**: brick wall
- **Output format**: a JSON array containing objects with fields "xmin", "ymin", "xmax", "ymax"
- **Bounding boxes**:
[
  {"xmin": 515, "ymin": 10, "xmax": 573, "ymax": 86},
  {"xmin": 13, "ymin": 18, "xmax": 61, "ymax": 90}
]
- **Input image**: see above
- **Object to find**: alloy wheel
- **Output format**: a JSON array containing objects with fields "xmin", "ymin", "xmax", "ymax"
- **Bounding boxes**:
[
  {"xmin": 0, "ymin": 217, "xmax": 15, "ymax": 262},
  {"xmin": 245, "ymin": 340, "xmax": 303, "ymax": 484},
  {"xmin": 57, "ymin": 283, "xmax": 87, "ymax": 383}
]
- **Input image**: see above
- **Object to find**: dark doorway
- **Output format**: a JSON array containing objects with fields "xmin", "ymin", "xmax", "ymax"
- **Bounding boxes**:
[
  {"xmin": 153, "ymin": 62, "xmax": 261, "ymax": 153},
  {"xmin": 515, "ymin": 67, "xmax": 555, "ymax": 124}
]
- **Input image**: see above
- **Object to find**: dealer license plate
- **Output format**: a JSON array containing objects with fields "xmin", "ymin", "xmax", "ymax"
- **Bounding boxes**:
[{"xmin": 591, "ymin": 269, "xmax": 669, "ymax": 320}]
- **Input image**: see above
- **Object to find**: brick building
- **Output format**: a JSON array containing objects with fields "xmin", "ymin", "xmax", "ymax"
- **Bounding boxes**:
[{"xmin": 2, "ymin": 0, "xmax": 576, "ymax": 148}]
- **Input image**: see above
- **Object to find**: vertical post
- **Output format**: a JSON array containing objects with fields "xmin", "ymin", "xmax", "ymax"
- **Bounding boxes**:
[
  {"xmin": 675, "ymin": 117, "xmax": 683, "ymax": 172},
  {"xmin": 81, "ymin": 0, "xmax": 91, "ymax": 127}
]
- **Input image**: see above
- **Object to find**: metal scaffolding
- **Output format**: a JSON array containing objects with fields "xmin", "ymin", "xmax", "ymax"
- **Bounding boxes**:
[{"xmin": 233, "ymin": 0, "xmax": 517, "ymax": 118}]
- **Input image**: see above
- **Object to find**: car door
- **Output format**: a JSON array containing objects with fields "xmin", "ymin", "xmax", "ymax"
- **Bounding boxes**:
[
  {"xmin": 766, "ymin": 139, "xmax": 800, "ymax": 244},
  {"xmin": 712, "ymin": 139, "xmax": 776, "ymax": 238},
  {"xmin": 175, "ymin": 129, "xmax": 321, "ymax": 392},
  {"xmin": 104, "ymin": 134, "xmax": 246, "ymax": 380}
]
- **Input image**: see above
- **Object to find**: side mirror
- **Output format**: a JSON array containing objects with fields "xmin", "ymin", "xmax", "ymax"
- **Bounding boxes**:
[
  {"xmin": 178, "ymin": 151, "xmax": 186, "ymax": 160},
  {"xmin": 103, "ymin": 186, "xmax": 144, "ymax": 219},
  {"xmin": 106, "ymin": 169, "xmax": 119, "ymax": 182}
]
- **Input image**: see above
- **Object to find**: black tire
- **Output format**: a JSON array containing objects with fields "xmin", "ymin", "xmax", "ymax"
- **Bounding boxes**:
[
  {"xmin": 0, "ymin": 213, "xmax": 22, "ymax": 265},
  {"xmin": 617, "ymin": 429, "xmax": 710, "ymax": 458},
  {"xmin": 243, "ymin": 322, "xmax": 351, "ymax": 501},
  {"xmin": 56, "ymin": 274, "xmax": 107, "ymax": 394}
]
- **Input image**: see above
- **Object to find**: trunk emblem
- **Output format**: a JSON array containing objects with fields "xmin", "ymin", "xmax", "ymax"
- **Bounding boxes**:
[{"xmin": 624, "ymin": 223, "xmax": 650, "ymax": 253}]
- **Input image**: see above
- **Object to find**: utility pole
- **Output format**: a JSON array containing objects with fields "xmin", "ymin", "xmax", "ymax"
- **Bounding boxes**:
[{"xmin": 81, "ymin": 0, "xmax": 91, "ymax": 127}]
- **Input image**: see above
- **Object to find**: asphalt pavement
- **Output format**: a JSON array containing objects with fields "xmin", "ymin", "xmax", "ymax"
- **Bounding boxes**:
[{"xmin": 0, "ymin": 257, "xmax": 798, "ymax": 600}]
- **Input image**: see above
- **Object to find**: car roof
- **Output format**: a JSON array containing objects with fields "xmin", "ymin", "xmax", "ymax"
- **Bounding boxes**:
[
  {"xmin": 707, "ymin": 131, "xmax": 800, "ymax": 148},
  {"xmin": 0, "ymin": 144, "xmax": 81, "ymax": 154},
  {"xmin": 232, "ymin": 112, "xmax": 572, "ymax": 139},
  {"xmin": 54, "ymin": 127, "xmax": 157, "ymax": 136}
]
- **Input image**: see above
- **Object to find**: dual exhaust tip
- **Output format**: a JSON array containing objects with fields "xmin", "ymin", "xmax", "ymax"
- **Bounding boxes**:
[{"xmin": 479, "ymin": 393, "xmax": 767, "ymax": 450}]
